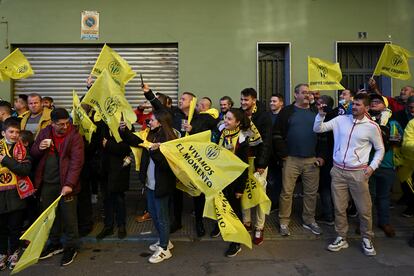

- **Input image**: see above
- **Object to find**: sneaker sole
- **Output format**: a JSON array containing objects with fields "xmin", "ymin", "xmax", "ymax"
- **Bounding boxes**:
[
  {"xmin": 61, "ymin": 251, "xmax": 77, "ymax": 266},
  {"xmin": 302, "ymin": 224, "xmax": 322, "ymax": 235},
  {"xmin": 148, "ymin": 254, "xmax": 172, "ymax": 263},
  {"xmin": 39, "ymin": 249, "xmax": 64, "ymax": 260},
  {"xmin": 211, "ymin": 233, "xmax": 221, "ymax": 238},
  {"xmin": 363, "ymin": 249, "xmax": 377, "ymax": 256},
  {"xmin": 327, "ymin": 242, "xmax": 349, "ymax": 252},
  {"xmin": 226, "ymin": 247, "xmax": 242, "ymax": 258}
]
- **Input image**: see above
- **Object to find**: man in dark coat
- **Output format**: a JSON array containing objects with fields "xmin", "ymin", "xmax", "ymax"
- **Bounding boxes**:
[{"xmin": 31, "ymin": 108, "xmax": 84, "ymax": 267}]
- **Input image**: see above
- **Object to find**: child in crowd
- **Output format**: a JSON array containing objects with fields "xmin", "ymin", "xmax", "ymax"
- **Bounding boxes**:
[{"xmin": 0, "ymin": 118, "xmax": 32, "ymax": 270}]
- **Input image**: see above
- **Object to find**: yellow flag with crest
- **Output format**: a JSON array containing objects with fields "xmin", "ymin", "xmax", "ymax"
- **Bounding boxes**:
[
  {"xmin": 91, "ymin": 44, "xmax": 136, "ymax": 87},
  {"xmin": 159, "ymin": 130, "xmax": 249, "ymax": 199},
  {"xmin": 373, "ymin": 44, "xmax": 412, "ymax": 80},
  {"xmin": 81, "ymin": 69, "xmax": 137, "ymax": 142},
  {"xmin": 0, "ymin": 48, "xmax": 34, "ymax": 80},
  {"xmin": 308, "ymin": 56, "xmax": 345, "ymax": 90}
]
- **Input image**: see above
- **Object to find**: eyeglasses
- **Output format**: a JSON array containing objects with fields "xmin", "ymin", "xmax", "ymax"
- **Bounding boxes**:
[{"xmin": 54, "ymin": 121, "xmax": 71, "ymax": 128}]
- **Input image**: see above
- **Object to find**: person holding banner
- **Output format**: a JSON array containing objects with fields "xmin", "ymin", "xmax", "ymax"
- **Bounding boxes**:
[
  {"xmin": 210, "ymin": 108, "xmax": 250, "ymax": 257},
  {"xmin": 0, "ymin": 118, "xmax": 32, "ymax": 270},
  {"xmin": 119, "ymin": 109, "xmax": 178, "ymax": 263},
  {"xmin": 31, "ymin": 108, "xmax": 84, "ymax": 266}
]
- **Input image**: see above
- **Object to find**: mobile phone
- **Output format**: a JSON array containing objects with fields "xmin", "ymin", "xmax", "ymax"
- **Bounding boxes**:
[
  {"xmin": 140, "ymin": 74, "xmax": 144, "ymax": 88},
  {"xmin": 322, "ymin": 105, "xmax": 332, "ymax": 113}
]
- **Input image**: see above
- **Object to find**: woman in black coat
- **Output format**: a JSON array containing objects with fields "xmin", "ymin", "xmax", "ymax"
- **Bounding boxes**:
[
  {"xmin": 96, "ymin": 122, "xmax": 132, "ymax": 240},
  {"xmin": 120, "ymin": 109, "xmax": 177, "ymax": 264}
]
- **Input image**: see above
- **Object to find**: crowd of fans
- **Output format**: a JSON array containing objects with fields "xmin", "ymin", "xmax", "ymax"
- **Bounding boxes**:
[{"xmin": 0, "ymin": 77, "xmax": 413, "ymax": 269}]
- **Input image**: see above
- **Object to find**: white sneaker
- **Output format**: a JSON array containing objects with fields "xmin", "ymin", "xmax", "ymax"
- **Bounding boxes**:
[
  {"xmin": 362, "ymin": 238, "xmax": 376, "ymax": 256},
  {"xmin": 148, "ymin": 247, "xmax": 172, "ymax": 264},
  {"xmin": 327, "ymin": 236, "xmax": 349, "ymax": 252},
  {"xmin": 149, "ymin": 240, "xmax": 174, "ymax": 252}
]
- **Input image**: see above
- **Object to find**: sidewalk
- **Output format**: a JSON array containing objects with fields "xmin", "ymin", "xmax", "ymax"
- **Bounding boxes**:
[{"xmin": 84, "ymin": 190, "xmax": 414, "ymax": 243}]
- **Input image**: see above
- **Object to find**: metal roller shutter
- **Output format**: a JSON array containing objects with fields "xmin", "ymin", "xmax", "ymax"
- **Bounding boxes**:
[
  {"xmin": 13, "ymin": 44, "xmax": 178, "ymax": 190},
  {"xmin": 13, "ymin": 44, "xmax": 179, "ymax": 110}
]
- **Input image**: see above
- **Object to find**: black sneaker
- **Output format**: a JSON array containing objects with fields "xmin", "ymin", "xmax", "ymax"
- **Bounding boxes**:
[
  {"xmin": 60, "ymin": 248, "xmax": 78, "ymax": 266},
  {"xmin": 118, "ymin": 226, "xmax": 127, "ymax": 239},
  {"xmin": 196, "ymin": 221, "xmax": 205, "ymax": 237},
  {"xmin": 39, "ymin": 243, "xmax": 64, "ymax": 260},
  {"xmin": 210, "ymin": 225, "xmax": 220, "ymax": 238},
  {"xmin": 96, "ymin": 227, "xmax": 114, "ymax": 240},
  {"xmin": 225, "ymin": 243, "xmax": 241, "ymax": 257},
  {"xmin": 169, "ymin": 221, "xmax": 182, "ymax": 234}
]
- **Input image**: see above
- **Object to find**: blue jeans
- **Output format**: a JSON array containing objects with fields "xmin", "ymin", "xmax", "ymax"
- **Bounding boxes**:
[
  {"xmin": 147, "ymin": 189, "xmax": 170, "ymax": 250},
  {"xmin": 103, "ymin": 192, "xmax": 126, "ymax": 228},
  {"xmin": 369, "ymin": 167, "xmax": 396, "ymax": 226}
]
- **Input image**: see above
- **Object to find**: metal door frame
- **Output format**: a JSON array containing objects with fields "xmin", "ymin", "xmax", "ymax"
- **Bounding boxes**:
[
  {"xmin": 335, "ymin": 40, "xmax": 392, "ymax": 96},
  {"xmin": 256, "ymin": 42, "xmax": 292, "ymax": 104}
]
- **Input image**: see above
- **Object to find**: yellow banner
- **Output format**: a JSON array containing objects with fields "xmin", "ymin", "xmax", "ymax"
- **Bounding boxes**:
[
  {"xmin": 373, "ymin": 44, "xmax": 412, "ymax": 80},
  {"xmin": 130, "ymin": 128, "xmax": 152, "ymax": 171},
  {"xmin": 72, "ymin": 90, "xmax": 97, "ymax": 143},
  {"xmin": 160, "ymin": 130, "xmax": 249, "ymax": 199},
  {"xmin": 91, "ymin": 44, "xmax": 136, "ymax": 87},
  {"xmin": 204, "ymin": 192, "xmax": 252, "ymax": 249},
  {"xmin": 82, "ymin": 69, "xmax": 137, "ymax": 142},
  {"xmin": 0, "ymin": 48, "xmax": 34, "ymax": 80},
  {"xmin": 241, "ymin": 158, "xmax": 271, "ymax": 214},
  {"xmin": 308, "ymin": 56, "xmax": 345, "ymax": 90},
  {"xmin": 12, "ymin": 195, "xmax": 62, "ymax": 274}
]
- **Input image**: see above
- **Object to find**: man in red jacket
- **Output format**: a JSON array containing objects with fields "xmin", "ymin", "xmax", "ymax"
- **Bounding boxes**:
[{"xmin": 30, "ymin": 108, "xmax": 84, "ymax": 267}]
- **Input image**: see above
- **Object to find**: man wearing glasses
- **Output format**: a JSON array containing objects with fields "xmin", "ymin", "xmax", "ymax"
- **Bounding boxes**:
[{"xmin": 31, "ymin": 108, "xmax": 84, "ymax": 266}]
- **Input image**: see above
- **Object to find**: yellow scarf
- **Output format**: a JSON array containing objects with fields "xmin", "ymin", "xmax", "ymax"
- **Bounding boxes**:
[{"xmin": 0, "ymin": 139, "xmax": 18, "ymax": 190}]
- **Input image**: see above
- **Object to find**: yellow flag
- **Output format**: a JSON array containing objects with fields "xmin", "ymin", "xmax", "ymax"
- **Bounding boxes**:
[
  {"xmin": 0, "ymin": 70, "xmax": 8, "ymax": 81},
  {"xmin": 72, "ymin": 91, "xmax": 97, "ymax": 143},
  {"xmin": 82, "ymin": 69, "xmax": 137, "ymax": 142},
  {"xmin": 204, "ymin": 192, "xmax": 252, "ymax": 249},
  {"xmin": 0, "ymin": 48, "xmax": 34, "ymax": 80},
  {"xmin": 185, "ymin": 97, "xmax": 197, "ymax": 137},
  {"xmin": 91, "ymin": 44, "xmax": 136, "ymax": 87},
  {"xmin": 160, "ymin": 130, "xmax": 249, "ymax": 199},
  {"xmin": 11, "ymin": 195, "xmax": 62, "ymax": 274},
  {"xmin": 373, "ymin": 44, "xmax": 412, "ymax": 80},
  {"xmin": 130, "ymin": 128, "xmax": 152, "ymax": 171},
  {"xmin": 308, "ymin": 56, "xmax": 345, "ymax": 90},
  {"xmin": 241, "ymin": 157, "xmax": 271, "ymax": 215}
]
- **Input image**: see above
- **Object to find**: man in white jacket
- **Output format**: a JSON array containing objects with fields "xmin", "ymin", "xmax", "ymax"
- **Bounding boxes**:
[{"xmin": 313, "ymin": 93, "xmax": 384, "ymax": 256}]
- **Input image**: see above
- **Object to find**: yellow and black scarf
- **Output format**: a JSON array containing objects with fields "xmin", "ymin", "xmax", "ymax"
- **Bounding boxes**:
[{"xmin": 0, "ymin": 139, "xmax": 26, "ymax": 191}]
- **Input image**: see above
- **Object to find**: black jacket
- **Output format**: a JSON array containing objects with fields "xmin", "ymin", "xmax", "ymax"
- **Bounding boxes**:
[
  {"xmin": 120, "ymin": 127, "xmax": 176, "ymax": 198},
  {"xmin": 272, "ymin": 104, "xmax": 328, "ymax": 161},
  {"xmin": 100, "ymin": 123, "xmax": 132, "ymax": 193},
  {"xmin": 247, "ymin": 102, "xmax": 272, "ymax": 169}
]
